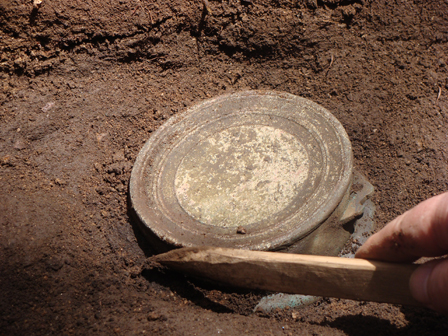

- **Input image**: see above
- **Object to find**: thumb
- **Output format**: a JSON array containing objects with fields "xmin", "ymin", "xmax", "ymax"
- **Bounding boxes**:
[{"xmin": 410, "ymin": 258, "xmax": 448, "ymax": 315}]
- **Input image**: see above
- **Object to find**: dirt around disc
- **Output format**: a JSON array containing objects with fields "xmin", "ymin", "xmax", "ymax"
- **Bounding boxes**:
[{"xmin": 1, "ymin": 0, "xmax": 448, "ymax": 335}]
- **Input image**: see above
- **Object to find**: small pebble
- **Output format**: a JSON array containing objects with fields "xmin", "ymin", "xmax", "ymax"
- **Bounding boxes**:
[
  {"xmin": 147, "ymin": 312, "xmax": 166, "ymax": 321},
  {"xmin": 236, "ymin": 226, "xmax": 247, "ymax": 234}
]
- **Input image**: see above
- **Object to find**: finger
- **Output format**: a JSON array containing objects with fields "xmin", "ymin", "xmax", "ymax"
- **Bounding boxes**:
[
  {"xmin": 410, "ymin": 258, "xmax": 448, "ymax": 315},
  {"xmin": 355, "ymin": 192, "xmax": 448, "ymax": 262}
]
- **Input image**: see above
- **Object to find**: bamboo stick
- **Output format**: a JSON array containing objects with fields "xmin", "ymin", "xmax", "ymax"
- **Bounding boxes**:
[{"xmin": 153, "ymin": 246, "xmax": 421, "ymax": 306}]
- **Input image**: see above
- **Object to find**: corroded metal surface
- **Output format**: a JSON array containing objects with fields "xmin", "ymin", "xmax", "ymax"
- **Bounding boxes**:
[
  {"xmin": 130, "ymin": 90, "xmax": 354, "ymax": 252},
  {"xmin": 175, "ymin": 125, "xmax": 309, "ymax": 228}
]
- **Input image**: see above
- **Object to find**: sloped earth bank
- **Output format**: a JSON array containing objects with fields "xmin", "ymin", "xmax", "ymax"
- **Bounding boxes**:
[{"xmin": 1, "ymin": 0, "xmax": 448, "ymax": 335}]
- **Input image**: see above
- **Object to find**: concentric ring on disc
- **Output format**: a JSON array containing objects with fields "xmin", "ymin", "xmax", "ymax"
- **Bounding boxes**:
[
  {"xmin": 175, "ymin": 125, "xmax": 310, "ymax": 228},
  {"xmin": 130, "ymin": 91, "xmax": 353, "ymax": 250}
]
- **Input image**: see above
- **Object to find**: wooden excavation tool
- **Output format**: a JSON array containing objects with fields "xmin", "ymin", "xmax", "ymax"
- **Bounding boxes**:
[{"xmin": 153, "ymin": 246, "xmax": 421, "ymax": 306}]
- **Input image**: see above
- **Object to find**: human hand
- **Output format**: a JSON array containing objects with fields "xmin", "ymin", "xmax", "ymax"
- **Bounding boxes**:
[{"xmin": 355, "ymin": 192, "xmax": 448, "ymax": 315}]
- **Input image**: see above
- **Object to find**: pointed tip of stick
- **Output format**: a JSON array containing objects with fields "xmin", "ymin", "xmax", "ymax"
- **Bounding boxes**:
[{"xmin": 152, "ymin": 246, "xmax": 215, "ymax": 265}]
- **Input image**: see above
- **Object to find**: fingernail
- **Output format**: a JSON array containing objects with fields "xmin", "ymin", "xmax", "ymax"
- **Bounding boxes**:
[{"xmin": 409, "ymin": 262, "xmax": 436, "ymax": 305}]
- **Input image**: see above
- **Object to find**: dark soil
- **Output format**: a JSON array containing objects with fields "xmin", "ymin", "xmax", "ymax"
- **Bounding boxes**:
[{"xmin": 1, "ymin": 0, "xmax": 448, "ymax": 335}]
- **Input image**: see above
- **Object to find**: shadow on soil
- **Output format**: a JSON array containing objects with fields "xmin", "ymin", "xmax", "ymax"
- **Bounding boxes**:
[
  {"xmin": 141, "ymin": 267, "xmax": 235, "ymax": 314},
  {"xmin": 326, "ymin": 307, "xmax": 448, "ymax": 336},
  {"xmin": 127, "ymin": 191, "xmax": 263, "ymax": 315}
]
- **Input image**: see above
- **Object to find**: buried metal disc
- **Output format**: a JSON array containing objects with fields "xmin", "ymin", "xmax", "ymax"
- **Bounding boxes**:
[{"xmin": 130, "ymin": 91, "xmax": 354, "ymax": 252}]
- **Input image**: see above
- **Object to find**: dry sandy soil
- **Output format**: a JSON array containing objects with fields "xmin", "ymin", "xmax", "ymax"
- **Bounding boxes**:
[{"xmin": 1, "ymin": 0, "xmax": 448, "ymax": 335}]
